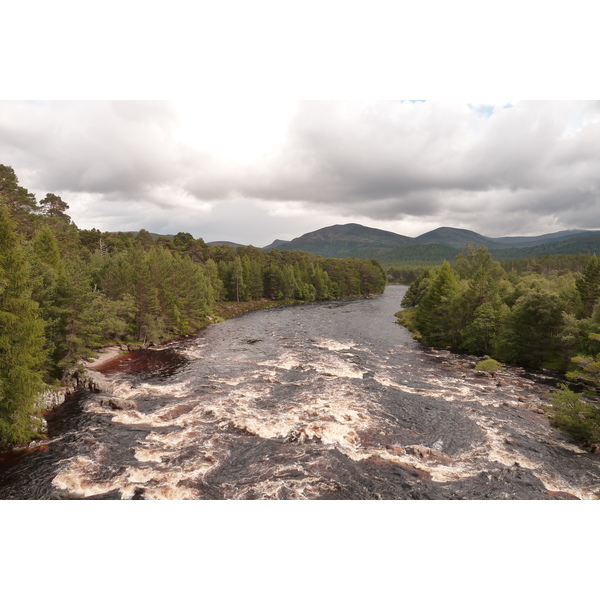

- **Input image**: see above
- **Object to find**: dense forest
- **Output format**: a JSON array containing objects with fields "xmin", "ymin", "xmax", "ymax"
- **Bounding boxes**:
[
  {"xmin": 0, "ymin": 165, "xmax": 386, "ymax": 447},
  {"xmin": 397, "ymin": 245, "xmax": 600, "ymax": 446}
]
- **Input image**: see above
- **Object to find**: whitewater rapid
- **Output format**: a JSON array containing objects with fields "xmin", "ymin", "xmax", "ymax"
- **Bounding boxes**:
[{"xmin": 1, "ymin": 286, "xmax": 599, "ymax": 500}]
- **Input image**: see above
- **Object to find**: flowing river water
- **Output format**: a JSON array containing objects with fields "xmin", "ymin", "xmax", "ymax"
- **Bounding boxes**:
[{"xmin": 1, "ymin": 285, "xmax": 599, "ymax": 500}]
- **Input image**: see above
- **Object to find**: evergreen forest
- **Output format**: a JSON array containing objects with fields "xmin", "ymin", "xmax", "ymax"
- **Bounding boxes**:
[
  {"xmin": 0, "ymin": 165, "xmax": 386, "ymax": 447},
  {"xmin": 397, "ymin": 244, "xmax": 600, "ymax": 446}
]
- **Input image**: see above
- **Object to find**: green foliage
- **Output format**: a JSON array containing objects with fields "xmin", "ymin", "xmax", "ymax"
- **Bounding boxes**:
[
  {"xmin": 545, "ymin": 335, "xmax": 600, "ymax": 445},
  {"xmin": 0, "ymin": 165, "xmax": 39, "ymax": 238},
  {"xmin": 565, "ymin": 333, "xmax": 600, "ymax": 388},
  {"xmin": 399, "ymin": 245, "xmax": 593, "ymax": 371},
  {"xmin": 401, "ymin": 269, "xmax": 433, "ymax": 308},
  {"xmin": 415, "ymin": 261, "xmax": 461, "ymax": 347},
  {"xmin": 504, "ymin": 287, "xmax": 567, "ymax": 368},
  {"xmin": 462, "ymin": 302, "xmax": 509, "ymax": 356},
  {"xmin": 548, "ymin": 384, "xmax": 600, "ymax": 445},
  {"xmin": 475, "ymin": 358, "xmax": 502, "ymax": 373},
  {"xmin": 576, "ymin": 254, "xmax": 600, "ymax": 317},
  {"xmin": 0, "ymin": 207, "xmax": 47, "ymax": 445},
  {"xmin": 395, "ymin": 308, "xmax": 419, "ymax": 338},
  {"xmin": 386, "ymin": 265, "xmax": 429, "ymax": 285}
]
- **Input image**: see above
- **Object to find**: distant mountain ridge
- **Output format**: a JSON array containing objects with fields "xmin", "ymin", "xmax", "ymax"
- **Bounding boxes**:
[
  {"xmin": 206, "ymin": 241, "xmax": 244, "ymax": 248},
  {"xmin": 262, "ymin": 223, "xmax": 600, "ymax": 263},
  {"xmin": 130, "ymin": 223, "xmax": 600, "ymax": 264}
]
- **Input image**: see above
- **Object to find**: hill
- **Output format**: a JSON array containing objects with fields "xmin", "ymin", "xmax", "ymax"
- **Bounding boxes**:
[
  {"xmin": 490, "ymin": 232, "xmax": 600, "ymax": 261},
  {"xmin": 266, "ymin": 223, "xmax": 414, "ymax": 258},
  {"xmin": 415, "ymin": 227, "xmax": 509, "ymax": 249},
  {"xmin": 206, "ymin": 241, "xmax": 245, "ymax": 248},
  {"xmin": 493, "ymin": 229, "xmax": 591, "ymax": 247},
  {"xmin": 264, "ymin": 223, "xmax": 600, "ymax": 263},
  {"xmin": 128, "ymin": 224, "xmax": 600, "ymax": 265}
]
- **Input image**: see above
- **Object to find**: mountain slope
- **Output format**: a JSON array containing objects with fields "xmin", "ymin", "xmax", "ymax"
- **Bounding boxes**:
[
  {"xmin": 264, "ymin": 224, "xmax": 600, "ymax": 264},
  {"xmin": 490, "ymin": 232, "xmax": 600, "ymax": 261},
  {"xmin": 492, "ymin": 230, "xmax": 592, "ymax": 247},
  {"xmin": 415, "ymin": 226, "xmax": 509, "ymax": 249},
  {"xmin": 206, "ymin": 241, "xmax": 244, "ymax": 248},
  {"xmin": 267, "ymin": 223, "xmax": 414, "ymax": 258}
]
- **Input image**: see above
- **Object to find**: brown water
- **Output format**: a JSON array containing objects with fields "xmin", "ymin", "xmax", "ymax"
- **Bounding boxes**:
[{"xmin": 1, "ymin": 286, "xmax": 599, "ymax": 499}]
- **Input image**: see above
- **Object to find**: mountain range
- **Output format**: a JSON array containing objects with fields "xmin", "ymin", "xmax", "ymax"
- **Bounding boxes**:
[
  {"xmin": 258, "ymin": 223, "xmax": 600, "ymax": 263},
  {"xmin": 140, "ymin": 223, "xmax": 600, "ymax": 264}
]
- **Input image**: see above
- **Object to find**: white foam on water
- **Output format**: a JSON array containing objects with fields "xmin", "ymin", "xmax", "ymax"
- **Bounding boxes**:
[
  {"xmin": 124, "ymin": 483, "xmax": 198, "ymax": 500},
  {"xmin": 52, "ymin": 443, "xmax": 219, "ymax": 499},
  {"xmin": 374, "ymin": 372, "xmax": 519, "ymax": 408},
  {"xmin": 134, "ymin": 381, "xmax": 192, "ymax": 398},
  {"xmin": 466, "ymin": 412, "xmax": 599, "ymax": 499},
  {"xmin": 208, "ymin": 374, "xmax": 261, "ymax": 387},
  {"xmin": 50, "ymin": 322, "xmax": 600, "ymax": 500},
  {"xmin": 313, "ymin": 338, "xmax": 356, "ymax": 352},
  {"xmin": 374, "ymin": 373, "xmax": 461, "ymax": 400},
  {"xmin": 52, "ymin": 456, "xmax": 123, "ymax": 498},
  {"xmin": 360, "ymin": 371, "xmax": 600, "ymax": 498},
  {"xmin": 257, "ymin": 352, "xmax": 304, "ymax": 372},
  {"xmin": 219, "ymin": 461, "xmax": 342, "ymax": 500},
  {"xmin": 367, "ymin": 443, "xmax": 472, "ymax": 483},
  {"xmin": 179, "ymin": 342, "xmax": 207, "ymax": 359},
  {"xmin": 202, "ymin": 379, "xmax": 380, "ymax": 462},
  {"xmin": 313, "ymin": 355, "xmax": 364, "ymax": 379},
  {"xmin": 258, "ymin": 346, "xmax": 365, "ymax": 379},
  {"xmin": 88, "ymin": 379, "xmax": 192, "ymax": 414}
]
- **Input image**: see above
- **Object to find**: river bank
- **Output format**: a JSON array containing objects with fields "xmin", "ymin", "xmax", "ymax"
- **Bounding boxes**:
[{"xmin": 3, "ymin": 296, "xmax": 329, "ymax": 459}]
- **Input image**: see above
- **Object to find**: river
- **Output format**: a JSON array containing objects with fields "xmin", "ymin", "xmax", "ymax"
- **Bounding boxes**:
[{"xmin": 1, "ymin": 285, "xmax": 599, "ymax": 500}]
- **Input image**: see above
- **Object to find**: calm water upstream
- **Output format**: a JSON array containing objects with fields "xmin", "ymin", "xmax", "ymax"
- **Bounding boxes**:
[{"xmin": 2, "ymin": 286, "xmax": 599, "ymax": 500}]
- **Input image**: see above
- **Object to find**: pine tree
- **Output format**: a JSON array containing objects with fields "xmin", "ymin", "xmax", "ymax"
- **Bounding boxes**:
[
  {"xmin": 0, "ymin": 207, "xmax": 47, "ymax": 446},
  {"xmin": 415, "ymin": 261, "xmax": 461, "ymax": 347},
  {"xmin": 29, "ymin": 226, "xmax": 67, "ymax": 379},
  {"xmin": 0, "ymin": 164, "xmax": 39, "ymax": 238},
  {"xmin": 39, "ymin": 193, "xmax": 71, "ymax": 222},
  {"xmin": 576, "ymin": 254, "xmax": 600, "ymax": 317}
]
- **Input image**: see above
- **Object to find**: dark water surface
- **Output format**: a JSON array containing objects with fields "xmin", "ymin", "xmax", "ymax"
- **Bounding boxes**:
[{"xmin": 2, "ymin": 286, "xmax": 599, "ymax": 499}]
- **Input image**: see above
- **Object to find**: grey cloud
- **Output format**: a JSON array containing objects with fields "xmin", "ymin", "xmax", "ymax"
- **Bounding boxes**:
[
  {"xmin": 2, "ymin": 100, "xmax": 600, "ymax": 240},
  {"xmin": 222, "ymin": 101, "xmax": 600, "ymax": 233},
  {"xmin": 0, "ymin": 101, "xmax": 183, "ymax": 200}
]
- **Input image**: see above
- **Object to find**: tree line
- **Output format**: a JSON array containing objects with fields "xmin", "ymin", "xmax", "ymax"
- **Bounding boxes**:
[
  {"xmin": 397, "ymin": 244, "xmax": 600, "ymax": 447},
  {"xmin": 0, "ymin": 164, "xmax": 386, "ymax": 446}
]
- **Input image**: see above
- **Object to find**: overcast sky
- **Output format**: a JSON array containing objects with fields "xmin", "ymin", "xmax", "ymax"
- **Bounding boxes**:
[
  {"xmin": 2, "ymin": 2, "xmax": 599, "ymax": 248},
  {"xmin": 2, "ymin": 99, "xmax": 599, "ymax": 247}
]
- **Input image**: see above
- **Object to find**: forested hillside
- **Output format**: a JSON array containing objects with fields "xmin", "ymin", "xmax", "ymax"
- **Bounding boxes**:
[
  {"xmin": 0, "ymin": 165, "xmax": 386, "ymax": 447},
  {"xmin": 269, "ymin": 223, "xmax": 600, "ymax": 271},
  {"xmin": 397, "ymin": 244, "xmax": 600, "ymax": 447}
]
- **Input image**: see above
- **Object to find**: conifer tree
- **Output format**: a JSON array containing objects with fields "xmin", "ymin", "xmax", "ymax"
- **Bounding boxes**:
[
  {"xmin": 39, "ymin": 193, "xmax": 71, "ymax": 222},
  {"xmin": 29, "ymin": 226, "xmax": 68, "ymax": 378},
  {"xmin": 0, "ymin": 164, "xmax": 39, "ymax": 238},
  {"xmin": 0, "ymin": 207, "xmax": 46, "ymax": 445},
  {"xmin": 415, "ymin": 261, "xmax": 461, "ymax": 347},
  {"xmin": 576, "ymin": 254, "xmax": 600, "ymax": 317}
]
